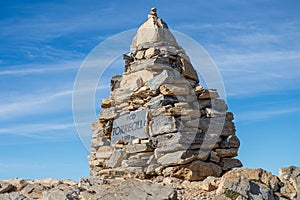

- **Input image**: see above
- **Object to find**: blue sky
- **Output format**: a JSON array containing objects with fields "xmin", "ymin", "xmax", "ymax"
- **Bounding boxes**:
[{"xmin": 0, "ymin": 0, "xmax": 299, "ymax": 180}]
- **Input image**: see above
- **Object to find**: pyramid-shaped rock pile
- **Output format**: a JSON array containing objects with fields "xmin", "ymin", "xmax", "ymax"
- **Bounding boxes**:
[{"xmin": 88, "ymin": 8, "xmax": 242, "ymax": 181}]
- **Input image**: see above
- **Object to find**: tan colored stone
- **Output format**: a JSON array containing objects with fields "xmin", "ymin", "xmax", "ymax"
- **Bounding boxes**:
[
  {"xmin": 220, "ymin": 158, "xmax": 243, "ymax": 170},
  {"xmin": 96, "ymin": 146, "xmax": 114, "ymax": 159},
  {"xmin": 135, "ymin": 50, "xmax": 145, "ymax": 59},
  {"xmin": 215, "ymin": 148, "xmax": 238, "ymax": 158},
  {"xmin": 124, "ymin": 143, "xmax": 154, "ymax": 153},
  {"xmin": 170, "ymin": 160, "xmax": 222, "ymax": 181},
  {"xmin": 160, "ymin": 84, "xmax": 191, "ymax": 96},
  {"xmin": 198, "ymin": 89, "xmax": 219, "ymax": 99},
  {"xmin": 101, "ymin": 98, "xmax": 112, "ymax": 108},
  {"xmin": 145, "ymin": 47, "xmax": 160, "ymax": 58},
  {"xmin": 180, "ymin": 57, "xmax": 199, "ymax": 83}
]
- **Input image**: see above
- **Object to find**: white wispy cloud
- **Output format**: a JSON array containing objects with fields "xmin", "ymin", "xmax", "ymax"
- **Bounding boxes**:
[
  {"xmin": 0, "ymin": 122, "xmax": 75, "ymax": 137},
  {"xmin": 0, "ymin": 84, "xmax": 110, "ymax": 120},
  {"xmin": 0, "ymin": 61, "xmax": 80, "ymax": 76},
  {"xmin": 236, "ymin": 107, "xmax": 300, "ymax": 122}
]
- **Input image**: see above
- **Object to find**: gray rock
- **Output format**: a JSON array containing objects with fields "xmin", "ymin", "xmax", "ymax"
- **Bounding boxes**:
[
  {"xmin": 95, "ymin": 146, "xmax": 114, "ymax": 159},
  {"xmin": 121, "ymin": 159, "xmax": 146, "ymax": 168},
  {"xmin": 0, "ymin": 192, "xmax": 28, "ymax": 200},
  {"xmin": 146, "ymin": 70, "xmax": 176, "ymax": 92},
  {"xmin": 198, "ymin": 99, "xmax": 228, "ymax": 111},
  {"xmin": 180, "ymin": 58, "xmax": 199, "ymax": 83},
  {"xmin": 108, "ymin": 149, "xmax": 127, "ymax": 168},
  {"xmin": 162, "ymin": 160, "xmax": 222, "ymax": 181},
  {"xmin": 220, "ymin": 135, "xmax": 240, "ymax": 148},
  {"xmin": 91, "ymin": 137, "xmax": 110, "ymax": 148},
  {"xmin": 220, "ymin": 158, "xmax": 243, "ymax": 170},
  {"xmin": 0, "ymin": 181, "xmax": 15, "ymax": 194},
  {"xmin": 215, "ymin": 148, "xmax": 239, "ymax": 158},
  {"xmin": 147, "ymin": 95, "xmax": 177, "ymax": 109},
  {"xmin": 149, "ymin": 115, "xmax": 177, "ymax": 136},
  {"xmin": 21, "ymin": 183, "xmax": 49, "ymax": 199},
  {"xmin": 98, "ymin": 107, "xmax": 117, "ymax": 120},
  {"xmin": 124, "ymin": 143, "xmax": 154, "ymax": 153},
  {"xmin": 159, "ymin": 84, "xmax": 191, "ymax": 96},
  {"xmin": 217, "ymin": 168, "xmax": 281, "ymax": 200},
  {"xmin": 279, "ymin": 166, "xmax": 300, "ymax": 199},
  {"xmin": 42, "ymin": 188, "xmax": 70, "ymax": 200}
]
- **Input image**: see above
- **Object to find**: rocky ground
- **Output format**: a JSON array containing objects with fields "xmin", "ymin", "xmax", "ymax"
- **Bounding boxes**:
[{"xmin": 0, "ymin": 166, "xmax": 299, "ymax": 200}]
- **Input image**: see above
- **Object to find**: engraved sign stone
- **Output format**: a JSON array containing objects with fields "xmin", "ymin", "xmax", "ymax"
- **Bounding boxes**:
[{"xmin": 111, "ymin": 109, "xmax": 148, "ymax": 145}]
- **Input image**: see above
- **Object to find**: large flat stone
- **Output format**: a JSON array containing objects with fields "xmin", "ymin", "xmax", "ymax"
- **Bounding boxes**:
[
  {"xmin": 124, "ymin": 143, "xmax": 154, "ymax": 154},
  {"xmin": 215, "ymin": 148, "xmax": 238, "ymax": 158},
  {"xmin": 173, "ymin": 160, "xmax": 222, "ymax": 181},
  {"xmin": 98, "ymin": 107, "xmax": 117, "ymax": 120},
  {"xmin": 107, "ymin": 149, "xmax": 127, "ymax": 168},
  {"xmin": 111, "ymin": 109, "xmax": 149, "ymax": 145},
  {"xmin": 220, "ymin": 135, "xmax": 240, "ymax": 148},
  {"xmin": 149, "ymin": 115, "xmax": 177, "ymax": 136},
  {"xmin": 96, "ymin": 146, "xmax": 114, "ymax": 159},
  {"xmin": 147, "ymin": 95, "xmax": 177, "ymax": 109},
  {"xmin": 160, "ymin": 84, "xmax": 191, "ymax": 96}
]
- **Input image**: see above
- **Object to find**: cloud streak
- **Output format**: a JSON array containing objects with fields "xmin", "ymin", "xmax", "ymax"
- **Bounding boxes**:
[
  {"xmin": 236, "ymin": 107, "xmax": 300, "ymax": 122},
  {"xmin": 0, "ymin": 122, "xmax": 75, "ymax": 137},
  {"xmin": 0, "ymin": 61, "xmax": 81, "ymax": 76}
]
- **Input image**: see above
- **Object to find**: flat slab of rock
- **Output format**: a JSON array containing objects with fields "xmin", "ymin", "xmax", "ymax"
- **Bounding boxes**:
[{"xmin": 111, "ymin": 109, "xmax": 149, "ymax": 145}]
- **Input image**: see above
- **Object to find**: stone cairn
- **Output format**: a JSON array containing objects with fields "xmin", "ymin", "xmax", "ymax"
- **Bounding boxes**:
[{"xmin": 88, "ymin": 8, "xmax": 242, "ymax": 181}]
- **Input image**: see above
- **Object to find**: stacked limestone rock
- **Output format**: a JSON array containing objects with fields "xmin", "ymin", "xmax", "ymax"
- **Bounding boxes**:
[
  {"xmin": 1, "ymin": 166, "xmax": 299, "ymax": 199},
  {"xmin": 88, "ymin": 8, "xmax": 242, "ymax": 181}
]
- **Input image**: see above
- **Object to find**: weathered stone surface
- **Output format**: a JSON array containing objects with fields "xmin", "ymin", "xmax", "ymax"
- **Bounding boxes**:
[
  {"xmin": 135, "ymin": 50, "xmax": 145, "ymax": 59},
  {"xmin": 216, "ymin": 168, "xmax": 282, "ymax": 200},
  {"xmin": 111, "ymin": 75, "xmax": 122, "ymax": 91},
  {"xmin": 34, "ymin": 178, "xmax": 60, "ymax": 187},
  {"xmin": 124, "ymin": 143, "xmax": 154, "ymax": 153},
  {"xmin": 101, "ymin": 98, "xmax": 112, "ymax": 108},
  {"xmin": 147, "ymin": 95, "xmax": 177, "ymax": 109},
  {"xmin": 165, "ymin": 160, "xmax": 222, "ymax": 181},
  {"xmin": 1, "ymin": 179, "xmax": 28, "ymax": 191},
  {"xmin": 145, "ymin": 48, "xmax": 160, "ymax": 59},
  {"xmin": 200, "ymin": 176, "xmax": 221, "ymax": 191},
  {"xmin": 198, "ymin": 89, "xmax": 219, "ymax": 100},
  {"xmin": 20, "ymin": 183, "xmax": 49, "ymax": 199},
  {"xmin": 42, "ymin": 188, "xmax": 69, "ymax": 200},
  {"xmin": 0, "ymin": 192, "xmax": 27, "ymax": 200},
  {"xmin": 122, "ymin": 159, "xmax": 146, "ymax": 168},
  {"xmin": 146, "ymin": 69, "xmax": 181, "ymax": 92},
  {"xmin": 98, "ymin": 107, "xmax": 116, "ymax": 120},
  {"xmin": 198, "ymin": 118, "xmax": 235, "ymax": 137},
  {"xmin": 107, "ymin": 149, "xmax": 127, "ymax": 168},
  {"xmin": 155, "ymin": 132, "xmax": 202, "ymax": 148},
  {"xmin": 209, "ymin": 151, "xmax": 221, "ymax": 163},
  {"xmin": 180, "ymin": 57, "xmax": 199, "ymax": 83},
  {"xmin": 215, "ymin": 148, "xmax": 238, "ymax": 158},
  {"xmin": 91, "ymin": 137, "xmax": 110, "ymax": 148},
  {"xmin": 131, "ymin": 8, "xmax": 178, "ymax": 50},
  {"xmin": 0, "ymin": 181, "xmax": 15, "ymax": 194},
  {"xmin": 96, "ymin": 146, "xmax": 114, "ymax": 159},
  {"xmin": 279, "ymin": 166, "xmax": 300, "ymax": 199},
  {"xmin": 111, "ymin": 109, "xmax": 148, "ymax": 145},
  {"xmin": 160, "ymin": 84, "xmax": 191, "ymax": 96},
  {"xmin": 220, "ymin": 135, "xmax": 240, "ymax": 149},
  {"xmin": 205, "ymin": 108, "xmax": 226, "ymax": 118},
  {"xmin": 149, "ymin": 115, "xmax": 177, "ymax": 136},
  {"xmin": 220, "ymin": 158, "xmax": 243, "ymax": 170},
  {"xmin": 120, "ymin": 70, "xmax": 153, "ymax": 91},
  {"xmin": 198, "ymin": 99, "xmax": 228, "ymax": 111}
]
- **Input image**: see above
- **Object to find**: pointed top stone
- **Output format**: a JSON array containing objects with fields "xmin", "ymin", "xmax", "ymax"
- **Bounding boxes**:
[
  {"xmin": 131, "ymin": 8, "xmax": 180, "ymax": 51},
  {"xmin": 149, "ymin": 7, "xmax": 157, "ymax": 17}
]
